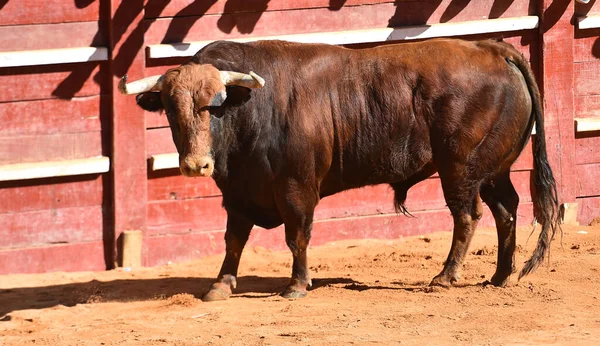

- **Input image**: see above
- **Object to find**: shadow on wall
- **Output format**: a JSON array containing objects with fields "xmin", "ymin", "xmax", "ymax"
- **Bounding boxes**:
[
  {"xmin": 217, "ymin": 0, "xmax": 270, "ymax": 35},
  {"xmin": 74, "ymin": 0, "xmax": 95, "ymax": 8},
  {"xmin": 576, "ymin": 0, "xmax": 600, "ymax": 59}
]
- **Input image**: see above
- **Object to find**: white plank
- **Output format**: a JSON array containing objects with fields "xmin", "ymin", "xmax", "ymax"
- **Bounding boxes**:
[
  {"xmin": 578, "ymin": 15, "xmax": 600, "ymax": 30},
  {"xmin": 0, "ymin": 47, "xmax": 108, "ymax": 68},
  {"xmin": 575, "ymin": 117, "xmax": 600, "ymax": 133},
  {"xmin": 148, "ymin": 16, "xmax": 539, "ymax": 59},
  {"xmin": 0, "ymin": 156, "xmax": 110, "ymax": 182},
  {"xmin": 151, "ymin": 153, "xmax": 179, "ymax": 171}
]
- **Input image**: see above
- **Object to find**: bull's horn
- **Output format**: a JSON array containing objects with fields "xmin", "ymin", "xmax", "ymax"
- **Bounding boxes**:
[
  {"xmin": 219, "ymin": 71, "xmax": 265, "ymax": 89},
  {"xmin": 118, "ymin": 74, "xmax": 164, "ymax": 95}
]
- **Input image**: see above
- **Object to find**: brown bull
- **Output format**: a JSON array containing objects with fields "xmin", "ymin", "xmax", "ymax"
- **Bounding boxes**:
[{"xmin": 119, "ymin": 38, "xmax": 560, "ymax": 300}]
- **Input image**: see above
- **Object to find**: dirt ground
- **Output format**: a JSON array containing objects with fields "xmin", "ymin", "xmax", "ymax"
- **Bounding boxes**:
[{"xmin": 1, "ymin": 222, "xmax": 600, "ymax": 346}]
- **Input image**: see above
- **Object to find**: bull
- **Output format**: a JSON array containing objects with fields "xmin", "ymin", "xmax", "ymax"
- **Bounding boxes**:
[{"xmin": 118, "ymin": 38, "xmax": 560, "ymax": 301}]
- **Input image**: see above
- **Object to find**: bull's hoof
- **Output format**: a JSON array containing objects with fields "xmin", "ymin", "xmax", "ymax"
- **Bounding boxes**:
[
  {"xmin": 429, "ymin": 274, "xmax": 455, "ymax": 288},
  {"xmin": 488, "ymin": 273, "xmax": 510, "ymax": 287},
  {"xmin": 202, "ymin": 285, "xmax": 232, "ymax": 302},
  {"xmin": 281, "ymin": 286, "xmax": 308, "ymax": 299}
]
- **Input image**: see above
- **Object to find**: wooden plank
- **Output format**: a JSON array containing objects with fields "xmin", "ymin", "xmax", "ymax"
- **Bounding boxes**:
[
  {"xmin": 0, "ymin": 241, "xmax": 106, "ymax": 274},
  {"xmin": 146, "ymin": 127, "xmax": 177, "ymax": 156},
  {"xmin": 0, "ymin": 47, "xmax": 108, "ymax": 68},
  {"xmin": 0, "ymin": 63, "xmax": 106, "ymax": 102},
  {"xmin": 146, "ymin": 0, "xmax": 533, "ymax": 20},
  {"xmin": 148, "ymin": 170, "xmax": 222, "ymax": 201},
  {"xmin": 0, "ymin": 97, "xmax": 103, "ymax": 136},
  {"xmin": 0, "ymin": 156, "xmax": 110, "ymax": 182},
  {"xmin": 573, "ymin": 31, "xmax": 600, "ymax": 63},
  {"xmin": 147, "ymin": 197, "xmax": 226, "ymax": 236},
  {"xmin": 145, "ymin": 230, "xmax": 226, "ymax": 267},
  {"xmin": 538, "ymin": 0, "xmax": 578, "ymax": 206},
  {"xmin": 0, "ymin": 132, "xmax": 103, "ymax": 165},
  {"xmin": 0, "ymin": 22, "xmax": 107, "ymax": 52},
  {"xmin": 576, "ymin": 163, "xmax": 600, "ymax": 198},
  {"xmin": 574, "ymin": 61, "xmax": 600, "ymax": 96},
  {"xmin": 146, "ymin": 171, "xmax": 533, "ymax": 236},
  {"xmin": 146, "ymin": 111, "xmax": 170, "ymax": 129},
  {"xmin": 0, "ymin": 205, "xmax": 104, "ymax": 249},
  {"xmin": 578, "ymin": 15, "xmax": 600, "ymax": 29},
  {"xmin": 576, "ymin": 195, "xmax": 600, "ymax": 226},
  {"xmin": 512, "ymin": 141, "xmax": 534, "ymax": 171},
  {"xmin": 0, "ymin": 0, "xmax": 102, "ymax": 26},
  {"xmin": 144, "ymin": 0, "xmax": 397, "ymax": 19},
  {"xmin": 145, "ymin": 202, "xmax": 535, "ymax": 267},
  {"xmin": 576, "ymin": 117, "xmax": 600, "ymax": 132},
  {"xmin": 145, "ymin": 2, "xmax": 533, "ymax": 46},
  {"xmin": 576, "ymin": 136, "xmax": 600, "ymax": 165},
  {"xmin": 151, "ymin": 153, "xmax": 179, "ymax": 171},
  {"xmin": 575, "ymin": 95, "xmax": 600, "ymax": 118},
  {"xmin": 0, "ymin": 176, "xmax": 103, "ymax": 214},
  {"xmin": 110, "ymin": 0, "xmax": 148, "ymax": 267},
  {"xmin": 148, "ymin": 16, "xmax": 539, "ymax": 58}
]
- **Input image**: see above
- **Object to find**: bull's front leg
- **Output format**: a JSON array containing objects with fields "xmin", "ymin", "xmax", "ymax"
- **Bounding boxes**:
[
  {"xmin": 275, "ymin": 180, "xmax": 319, "ymax": 299},
  {"xmin": 281, "ymin": 216, "xmax": 314, "ymax": 298},
  {"xmin": 202, "ymin": 211, "xmax": 254, "ymax": 301}
]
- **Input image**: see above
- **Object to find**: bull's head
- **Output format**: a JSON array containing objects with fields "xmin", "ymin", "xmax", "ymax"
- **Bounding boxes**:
[{"xmin": 118, "ymin": 64, "xmax": 264, "ymax": 177}]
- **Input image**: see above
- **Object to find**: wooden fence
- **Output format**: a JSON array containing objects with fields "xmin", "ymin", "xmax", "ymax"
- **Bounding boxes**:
[{"xmin": 0, "ymin": 0, "xmax": 599, "ymax": 274}]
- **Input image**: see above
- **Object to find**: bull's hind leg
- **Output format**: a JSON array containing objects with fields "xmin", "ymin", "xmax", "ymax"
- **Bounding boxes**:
[
  {"xmin": 480, "ymin": 172, "xmax": 519, "ymax": 286},
  {"xmin": 430, "ymin": 179, "xmax": 484, "ymax": 287},
  {"xmin": 274, "ymin": 179, "xmax": 319, "ymax": 299},
  {"xmin": 203, "ymin": 211, "xmax": 254, "ymax": 301}
]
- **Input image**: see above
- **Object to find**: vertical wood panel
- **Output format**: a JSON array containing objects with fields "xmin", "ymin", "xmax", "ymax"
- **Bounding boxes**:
[
  {"xmin": 109, "ymin": 0, "xmax": 148, "ymax": 267},
  {"xmin": 539, "ymin": 0, "xmax": 578, "ymax": 204}
]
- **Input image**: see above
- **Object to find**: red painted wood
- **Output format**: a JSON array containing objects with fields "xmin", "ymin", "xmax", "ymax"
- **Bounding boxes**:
[
  {"xmin": 0, "ymin": 63, "xmax": 106, "ymax": 102},
  {"xmin": 574, "ymin": 61, "xmax": 600, "ymax": 96},
  {"xmin": 576, "ymin": 163, "xmax": 600, "ymax": 198},
  {"xmin": 0, "ymin": 132, "xmax": 103, "ymax": 165},
  {"xmin": 577, "ymin": 196, "xmax": 600, "ymax": 225},
  {"xmin": 146, "ymin": 171, "xmax": 532, "ymax": 237},
  {"xmin": 0, "ymin": 0, "xmax": 103, "ymax": 26},
  {"xmin": 145, "ymin": 231, "xmax": 226, "ymax": 267},
  {"xmin": 573, "ymin": 31, "xmax": 600, "ymax": 63},
  {"xmin": 146, "ymin": 127, "xmax": 176, "ymax": 156},
  {"xmin": 575, "ymin": 1, "xmax": 600, "ymax": 16},
  {"xmin": 576, "ymin": 137, "xmax": 600, "ymax": 165},
  {"xmin": 146, "ymin": 112, "xmax": 169, "ymax": 129},
  {"xmin": 0, "ymin": 206, "xmax": 104, "ymax": 249},
  {"xmin": 512, "ymin": 141, "xmax": 534, "ymax": 171},
  {"xmin": 0, "ymin": 241, "xmax": 106, "ymax": 274},
  {"xmin": 145, "ymin": 1, "xmax": 533, "ymax": 45},
  {"xmin": 0, "ymin": 176, "xmax": 103, "ymax": 214},
  {"xmin": 144, "ymin": 0, "xmax": 398, "ymax": 19},
  {"xmin": 145, "ymin": 202, "xmax": 535, "ymax": 267},
  {"xmin": 148, "ymin": 171, "xmax": 222, "ymax": 201},
  {"xmin": 0, "ymin": 97, "xmax": 104, "ymax": 136},
  {"xmin": 538, "ymin": 0, "xmax": 577, "ymax": 205},
  {"xmin": 110, "ymin": 0, "xmax": 149, "ymax": 266},
  {"xmin": 575, "ymin": 95, "xmax": 600, "ymax": 118},
  {"xmin": 0, "ymin": 22, "xmax": 107, "ymax": 52},
  {"xmin": 147, "ymin": 197, "xmax": 227, "ymax": 236}
]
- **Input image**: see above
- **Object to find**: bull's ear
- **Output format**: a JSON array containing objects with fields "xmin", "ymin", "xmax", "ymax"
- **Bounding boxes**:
[{"xmin": 136, "ymin": 92, "xmax": 164, "ymax": 112}]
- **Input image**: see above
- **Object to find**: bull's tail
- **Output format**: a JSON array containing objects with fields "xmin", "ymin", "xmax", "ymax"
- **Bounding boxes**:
[{"xmin": 507, "ymin": 49, "xmax": 561, "ymax": 279}]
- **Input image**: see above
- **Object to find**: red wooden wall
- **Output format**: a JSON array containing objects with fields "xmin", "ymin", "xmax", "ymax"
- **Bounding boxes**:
[{"xmin": 0, "ymin": 0, "xmax": 598, "ymax": 274}]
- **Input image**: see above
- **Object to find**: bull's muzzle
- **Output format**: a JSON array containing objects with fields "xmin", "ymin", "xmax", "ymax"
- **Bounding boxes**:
[{"xmin": 181, "ymin": 156, "xmax": 214, "ymax": 177}]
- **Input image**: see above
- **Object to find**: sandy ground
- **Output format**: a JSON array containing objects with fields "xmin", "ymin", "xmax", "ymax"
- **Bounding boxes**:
[{"xmin": 1, "ymin": 222, "xmax": 600, "ymax": 345}]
